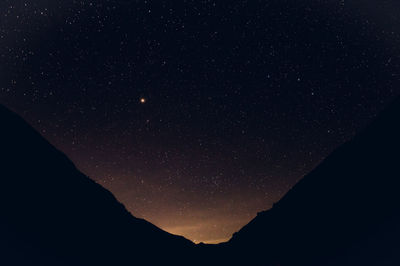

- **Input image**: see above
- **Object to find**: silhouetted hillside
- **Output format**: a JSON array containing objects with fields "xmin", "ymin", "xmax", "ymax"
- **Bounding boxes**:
[
  {"xmin": 2, "ymin": 98, "xmax": 400, "ymax": 266},
  {"xmin": 0, "ymin": 104, "xmax": 195, "ymax": 266},
  {"xmin": 222, "ymin": 97, "xmax": 400, "ymax": 265}
]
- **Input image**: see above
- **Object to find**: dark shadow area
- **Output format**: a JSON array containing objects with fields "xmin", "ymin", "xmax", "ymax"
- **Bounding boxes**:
[
  {"xmin": 0, "ymin": 104, "xmax": 196, "ymax": 265},
  {"xmin": 213, "ymin": 96, "xmax": 400, "ymax": 265},
  {"xmin": 1, "ymin": 97, "xmax": 400, "ymax": 265}
]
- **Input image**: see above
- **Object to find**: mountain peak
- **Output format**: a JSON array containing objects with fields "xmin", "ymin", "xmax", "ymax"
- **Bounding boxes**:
[
  {"xmin": 226, "ymin": 97, "xmax": 400, "ymax": 265},
  {"xmin": 0, "ymin": 104, "xmax": 195, "ymax": 266}
]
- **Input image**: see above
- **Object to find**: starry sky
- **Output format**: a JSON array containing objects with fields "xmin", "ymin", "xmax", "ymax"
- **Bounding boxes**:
[{"xmin": 1, "ymin": 0, "xmax": 399, "ymax": 244}]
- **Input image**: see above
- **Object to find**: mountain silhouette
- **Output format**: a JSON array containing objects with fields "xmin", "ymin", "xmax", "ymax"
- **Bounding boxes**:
[
  {"xmin": 214, "ymin": 97, "xmax": 400, "ymax": 265},
  {"xmin": 0, "ymin": 104, "xmax": 195, "ymax": 266},
  {"xmin": 1, "ymin": 97, "xmax": 400, "ymax": 266}
]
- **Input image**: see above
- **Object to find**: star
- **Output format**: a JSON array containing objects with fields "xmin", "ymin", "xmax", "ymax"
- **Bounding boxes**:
[{"xmin": 140, "ymin": 97, "xmax": 147, "ymax": 104}]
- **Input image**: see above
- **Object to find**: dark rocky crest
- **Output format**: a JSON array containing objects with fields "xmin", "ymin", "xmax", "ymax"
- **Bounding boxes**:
[
  {"xmin": 1, "ymin": 97, "xmax": 400, "ymax": 265},
  {"xmin": 224, "ymin": 97, "xmax": 400, "ymax": 265},
  {"xmin": 0, "ymin": 104, "xmax": 195, "ymax": 265}
]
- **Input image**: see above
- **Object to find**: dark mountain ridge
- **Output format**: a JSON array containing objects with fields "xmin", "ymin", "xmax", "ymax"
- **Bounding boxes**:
[
  {"xmin": 219, "ymin": 97, "xmax": 400, "ymax": 265},
  {"xmin": 0, "ymin": 104, "xmax": 195, "ymax": 265},
  {"xmin": 1, "ymin": 97, "xmax": 400, "ymax": 265}
]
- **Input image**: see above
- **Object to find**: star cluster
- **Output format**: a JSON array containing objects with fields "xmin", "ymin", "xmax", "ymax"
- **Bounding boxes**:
[{"xmin": 1, "ymin": 0, "xmax": 399, "ymax": 243}]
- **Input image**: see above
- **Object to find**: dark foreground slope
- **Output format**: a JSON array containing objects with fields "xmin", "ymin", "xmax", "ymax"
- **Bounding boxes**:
[
  {"xmin": 219, "ymin": 98, "xmax": 400, "ymax": 265},
  {"xmin": 2, "ymin": 96, "xmax": 400, "ymax": 266},
  {"xmin": 0, "ymin": 104, "xmax": 195, "ymax": 266}
]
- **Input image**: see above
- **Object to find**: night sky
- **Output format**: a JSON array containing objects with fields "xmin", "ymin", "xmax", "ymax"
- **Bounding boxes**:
[{"xmin": 1, "ymin": 1, "xmax": 399, "ymax": 243}]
